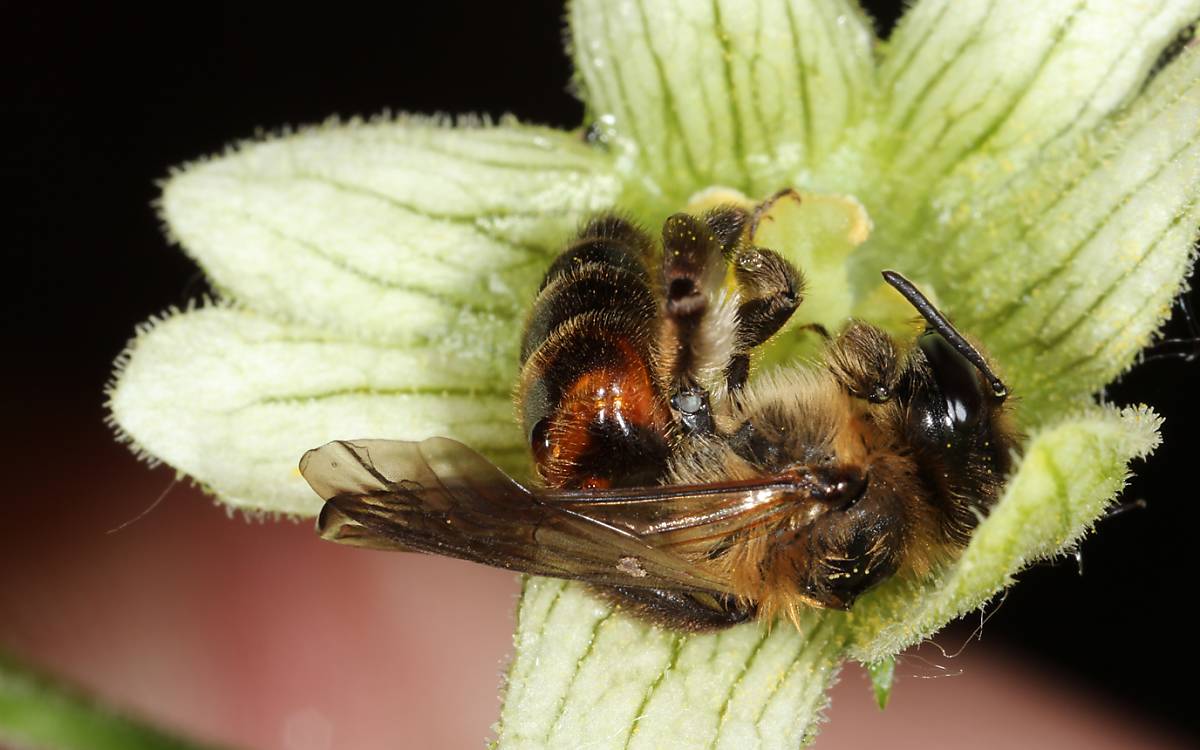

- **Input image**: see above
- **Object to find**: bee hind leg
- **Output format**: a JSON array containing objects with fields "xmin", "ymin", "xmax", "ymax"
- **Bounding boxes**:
[
  {"xmin": 659, "ymin": 211, "xmax": 742, "ymax": 436},
  {"xmin": 657, "ymin": 206, "xmax": 804, "ymax": 425},
  {"xmin": 596, "ymin": 585, "xmax": 757, "ymax": 631}
]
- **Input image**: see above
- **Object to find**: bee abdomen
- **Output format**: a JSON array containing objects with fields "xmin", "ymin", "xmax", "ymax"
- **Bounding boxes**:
[
  {"xmin": 537, "ymin": 223, "xmax": 652, "ymax": 290},
  {"xmin": 520, "ymin": 263, "xmax": 656, "ymax": 364},
  {"xmin": 519, "ymin": 217, "xmax": 670, "ymax": 489}
]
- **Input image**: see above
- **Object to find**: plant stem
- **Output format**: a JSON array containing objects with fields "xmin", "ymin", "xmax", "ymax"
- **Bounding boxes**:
[
  {"xmin": 494, "ymin": 578, "xmax": 845, "ymax": 749},
  {"xmin": 0, "ymin": 652, "xmax": 227, "ymax": 750}
]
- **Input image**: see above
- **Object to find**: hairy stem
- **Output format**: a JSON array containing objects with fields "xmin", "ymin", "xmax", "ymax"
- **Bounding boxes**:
[
  {"xmin": 494, "ymin": 578, "xmax": 844, "ymax": 749},
  {"xmin": 0, "ymin": 652, "xmax": 225, "ymax": 750}
]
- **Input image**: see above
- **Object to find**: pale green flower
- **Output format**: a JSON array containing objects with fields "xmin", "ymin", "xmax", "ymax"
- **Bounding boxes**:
[{"xmin": 108, "ymin": 1, "xmax": 1199, "ymax": 746}]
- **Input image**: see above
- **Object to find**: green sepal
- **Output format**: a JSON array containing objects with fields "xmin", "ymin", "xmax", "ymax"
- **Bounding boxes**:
[{"xmin": 865, "ymin": 656, "xmax": 895, "ymax": 710}]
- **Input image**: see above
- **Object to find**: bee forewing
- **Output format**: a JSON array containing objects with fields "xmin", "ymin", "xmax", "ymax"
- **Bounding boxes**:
[
  {"xmin": 299, "ymin": 437, "xmax": 736, "ymax": 594},
  {"xmin": 300, "ymin": 439, "xmax": 433, "ymax": 500},
  {"xmin": 546, "ymin": 482, "xmax": 800, "ymax": 553},
  {"xmin": 315, "ymin": 503, "xmax": 419, "ymax": 551}
]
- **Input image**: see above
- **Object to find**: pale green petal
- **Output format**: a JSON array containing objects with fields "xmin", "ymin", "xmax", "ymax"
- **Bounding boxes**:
[
  {"xmin": 877, "ymin": 0, "xmax": 1199, "ymax": 210},
  {"xmin": 496, "ymin": 578, "xmax": 840, "ymax": 750},
  {"xmin": 570, "ymin": 0, "xmax": 875, "ymax": 208},
  {"xmin": 108, "ymin": 308, "xmax": 525, "ymax": 516},
  {"xmin": 160, "ymin": 116, "xmax": 621, "ymax": 360},
  {"xmin": 922, "ymin": 46, "xmax": 1200, "ymax": 420},
  {"xmin": 847, "ymin": 405, "xmax": 1161, "ymax": 661},
  {"xmin": 120, "ymin": 118, "xmax": 618, "ymax": 513}
]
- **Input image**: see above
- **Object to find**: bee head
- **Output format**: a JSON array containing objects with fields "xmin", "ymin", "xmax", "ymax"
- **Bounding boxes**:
[
  {"xmin": 788, "ymin": 478, "xmax": 907, "ymax": 610},
  {"xmin": 724, "ymin": 381, "xmax": 910, "ymax": 612},
  {"xmin": 883, "ymin": 271, "xmax": 1018, "ymax": 545}
]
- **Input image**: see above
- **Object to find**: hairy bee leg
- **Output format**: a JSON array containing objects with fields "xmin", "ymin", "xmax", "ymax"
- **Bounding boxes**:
[
  {"xmin": 702, "ymin": 204, "xmax": 749, "ymax": 257},
  {"xmin": 825, "ymin": 322, "xmax": 902, "ymax": 403},
  {"xmin": 659, "ymin": 212, "xmax": 737, "ymax": 436},
  {"xmin": 597, "ymin": 585, "xmax": 757, "ymax": 632},
  {"xmin": 798, "ymin": 322, "xmax": 831, "ymax": 341},
  {"xmin": 726, "ymin": 248, "xmax": 805, "ymax": 390},
  {"xmin": 748, "ymin": 187, "xmax": 798, "ymax": 237}
]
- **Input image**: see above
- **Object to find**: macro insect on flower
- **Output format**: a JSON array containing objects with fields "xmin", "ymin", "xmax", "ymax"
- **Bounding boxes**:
[
  {"xmin": 109, "ymin": 0, "xmax": 1200, "ymax": 746},
  {"xmin": 301, "ymin": 201, "xmax": 1021, "ymax": 633}
]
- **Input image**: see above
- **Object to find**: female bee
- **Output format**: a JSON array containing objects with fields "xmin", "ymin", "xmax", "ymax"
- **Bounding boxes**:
[{"xmin": 301, "ymin": 197, "xmax": 1018, "ymax": 630}]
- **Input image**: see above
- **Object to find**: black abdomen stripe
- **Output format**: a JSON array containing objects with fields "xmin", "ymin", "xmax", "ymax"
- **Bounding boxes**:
[
  {"xmin": 539, "ymin": 235, "xmax": 652, "ymax": 293},
  {"xmin": 521, "ymin": 216, "xmax": 657, "ymax": 369},
  {"xmin": 520, "ymin": 263, "xmax": 656, "ymax": 364}
]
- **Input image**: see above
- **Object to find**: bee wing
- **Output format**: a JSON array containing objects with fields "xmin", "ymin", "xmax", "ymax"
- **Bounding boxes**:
[
  {"xmin": 541, "ymin": 477, "xmax": 810, "ymax": 557},
  {"xmin": 300, "ymin": 437, "xmax": 752, "ymax": 593}
]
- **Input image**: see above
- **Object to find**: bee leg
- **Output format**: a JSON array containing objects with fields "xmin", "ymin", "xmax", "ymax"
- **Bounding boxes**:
[
  {"xmin": 659, "ymin": 212, "xmax": 734, "ymax": 436},
  {"xmin": 826, "ymin": 322, "xmax": 902, "ymax": 403},
  {"xmin": 726, "ymin": 248, "xmax": 805, "ymax": 390},
  {"xmin": 597, "ymin": 585, "xmax": 757, "ymax": 631},
  {"xmin": 701, "ymin": 204, "xmax": 749, "ymax": 257},
  {"xmin": 671, "ymin": 387, "xmax": 715, "ymax": 436},
  {"xmin": 797, "ymin": 322, "xmax": 831, "ymax": 341}
]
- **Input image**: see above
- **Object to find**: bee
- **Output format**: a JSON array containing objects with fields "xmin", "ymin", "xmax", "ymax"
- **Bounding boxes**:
[{"xmin": 300, "ymin": 198, "xmax": 1019, "ymax": 630}]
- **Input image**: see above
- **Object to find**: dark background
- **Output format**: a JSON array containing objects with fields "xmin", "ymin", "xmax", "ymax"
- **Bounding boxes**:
[{"xmin": 7, "ymin": 1, "xmax": 1198, "ymax": 747}]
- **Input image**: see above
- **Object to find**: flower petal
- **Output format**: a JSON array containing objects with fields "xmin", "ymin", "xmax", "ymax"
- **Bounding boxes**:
[
  {"xmin": 876, "ymin": 0, "xmax": 1199, "ymax": 211},
  {"xmin": 846, "ymin": 405, "xmax": 1161, "ymax": 662},
  {"xmin": 923, "ymin": 45, "xmax": 1200, "ymax": 420},
  {"xmin": 160, "ymin": 117, "xmax": 622, "ymax": 353},
  {"xmin": 108, "ymin": 308, "xmax": 525, "ymax": 516},
  {"xmin": 496, "ymin": 578, "xmax": 842, "ymax": 750},
  {"xmin": 570, "ymin": 0, "xmax": 875, "ymax": 206}
]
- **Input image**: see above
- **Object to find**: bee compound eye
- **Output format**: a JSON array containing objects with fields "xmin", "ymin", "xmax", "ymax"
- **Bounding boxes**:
[{"xmin": 917, "ymin": 332, "xmax": 984, "ymax": 436}]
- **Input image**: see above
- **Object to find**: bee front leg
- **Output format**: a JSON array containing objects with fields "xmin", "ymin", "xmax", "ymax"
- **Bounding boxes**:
[
  {"xmin": 726, "ymin": 248, "xmax": 805, "ymax": 390},
  {"xmin": 597, "ymin": 585, "xmax": 757, "ymax": 632}
]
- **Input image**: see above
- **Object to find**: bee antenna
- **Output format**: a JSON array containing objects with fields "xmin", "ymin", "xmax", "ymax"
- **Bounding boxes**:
[{"xmin": 881, "ymin": 270, "xmax": 1008, "ymax": 400}]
